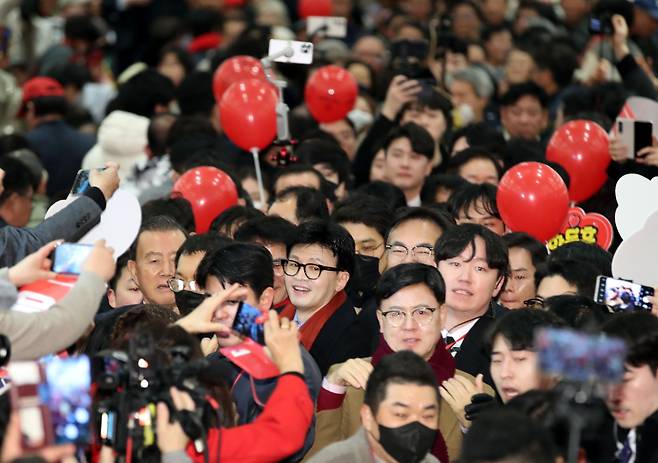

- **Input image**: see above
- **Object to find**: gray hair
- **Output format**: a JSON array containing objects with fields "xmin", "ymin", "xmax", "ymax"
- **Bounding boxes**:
[{"xmin": 450, "ymin": 66, "xmax": 495, "ymax": 99}]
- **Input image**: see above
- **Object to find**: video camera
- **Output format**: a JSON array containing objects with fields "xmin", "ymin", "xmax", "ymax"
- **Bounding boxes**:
[{"xmin": 93, "ymin": 333, "xmax": 218, "ymax": 461}]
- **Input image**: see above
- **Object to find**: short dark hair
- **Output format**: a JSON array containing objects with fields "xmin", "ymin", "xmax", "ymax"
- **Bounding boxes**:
[
  {"xmin": 273, "ymin": 186, "xmax": 330, "ymax": 223},
  {"xmin": 287, "ymin": 219, "xmax": 355, "ymax": 275},
  {"xmin": 534, "ymin": 259, "xmax": 598, "ymax": 298},
  {"xmin": 460, "ymin": 408, "xmax": 558, "ymax": 463},
  {"xmin": 0, "ymin": 157, "xmax": 34, "ymax": 205},
  {"xmin": 542, "ymin": 295, "xmax": 611, "ymax": 330},
  {"xmin": 111, "ymin": 69, "xmax": 175, "ymax": 118},
  {"xmin": 421, "ymin": 174, "xmax": 469, "ymax": 204},
  {"xmin": 447, "ymin": 146, "xmax": 504, "ymax": 180},
  {"xmin": 363, "ymin": 350, "xmax": 439, "ymax": 415},
  {"xmin": 602, "ymin": 312, "xmax": 658, "ymax": 351},
  {"xmin": 435, "ymin": 223, "xmax": 509, "ymax": 278},
  {"xmin": 355, "ymin": 181, "xmax": 407, "ymax": 212},
  {"xmin": 141, "ymin": 197, "xmax": 195, "ymax": 233},
  {"xmin": 549, "ymin": 242, "xmax": 612, "ymax": 277},
  {"xmin": 382, "ymin": 122, "xmax": 434, "ymax": 160},
  {"xmin": 399, "ymin": 90, "xmax": 453, "ymax": 134},
  {"xmin": 532, "ymin": 42, "xmax": 578, "ymax": 89},
  {"xmin": 176, "ymin": 71, "xmax": 214, "ymax": 117},
  {"xmin": 30, "ymin": 96, "xmax": 68, "ymax": 117},
  {"xmin": 502, "ymin": 232, "xmax": 548, "ymax": 269},
  {"xmin": 132, "ymin": 215, "xmax": 188, "ymax": 255},
  {"xmin": 109, "ymin": 252, "xmax": 132, "ymax": 291},
  {"xmin": 449, "ymin": 122, "xmax": 506, "ymax": 157},
  {"xmin": 174, "ymin": 233, "xmax": 232, "ymax": 266},
  {"xmin": 209, "ymin": 205, "xmax": 265, "ymax": 237},
  {"xmin": 332, "ymin": 194, "xmax": 392, "ymax": 241},
  {"xmin": 486, "ymin": 308, "xmax": 565, "ymax": 352},
  {"xmin": 110, "ymin": 304, "xmax": 181, "ymax": 348},
  {"xmin": 374, "ymin": 263, "xmax": 446, "ymax": 307},
  {"xmin": 448, "ymin": 182, "xmax": 501, "ymax": 220},
  {"xmin": 196, "ymin": 242, "xmax": 274, "ymax": 297},
  {"xmin": 626, "ymin": 332, "xmax": 658, "ymax": 374},
  {"xmin": 500, "ymin": 81, "xmax": 549, "ymax": 108},
  {"xmin": 386, "ymin": 206, "xmax": 455, "ymax": 243},
  {"xmin": 272, "ymin": 164, "xmax": 324, "ymax": 194},
  {"xmin": 296, "ymin": 138, "xmax": 351, "ymax": 187},
  {"xmin": 234, "ymin": 215, "xmax": 298, "ymax": 247}
]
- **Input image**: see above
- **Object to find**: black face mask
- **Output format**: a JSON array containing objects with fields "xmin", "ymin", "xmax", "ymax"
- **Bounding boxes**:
[
  {"xmin": 377, "ymin": 421, "xmax": 437, "ymax": 463},
  {"xmin": 174, "ymin": 290, "xmax": 208, "ymax": 316},
  {"xmin": 347, "ymin": 254, "xmax": 381, "ymax": 306}
]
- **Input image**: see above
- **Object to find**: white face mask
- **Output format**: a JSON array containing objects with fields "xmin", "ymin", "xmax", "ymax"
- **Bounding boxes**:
[
  {"xmin": 452, "ymin": 103, "xmax": 475, "ymax": 128},
  {"xmin": 348, "ymin": 109, "xmax": 374, "ymax": 132}
]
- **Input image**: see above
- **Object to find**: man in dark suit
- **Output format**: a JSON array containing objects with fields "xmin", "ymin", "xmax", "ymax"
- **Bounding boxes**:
[
  {"xmin": 434, "ymin": 223, "xmax": 509, "ymax": 388},
  {"xmin": 280, "ymin": 219, "xmax": 372, "ymax": 376}
]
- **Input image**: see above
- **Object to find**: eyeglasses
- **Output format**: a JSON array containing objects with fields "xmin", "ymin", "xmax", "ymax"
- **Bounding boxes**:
[
  {"xmin": 385, "ymin": 244, "xmax": 434, "ymax": 260},
  {"xmin": 523, "ymin": 297, "xmax": 545, "ymax": 309},
  {"xmin": 379, "ymin": 307, "xmax": 438, "ymax": 327},
  {"xmin": 272, "ymin": 259, "xmax": 285, "ymax": 277},
  {"xmin": 167, "ymin": 277, "xmax": 201, "ymax": 293},
  {"xmin": 282, "ymin": 259, "xmax": 340, "ymax": 280}
]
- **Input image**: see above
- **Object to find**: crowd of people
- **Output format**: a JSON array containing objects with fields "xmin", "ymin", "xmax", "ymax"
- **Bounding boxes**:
[{"xmin": 0, "ymin": 0, "xmax": 658, "ymax": 462}]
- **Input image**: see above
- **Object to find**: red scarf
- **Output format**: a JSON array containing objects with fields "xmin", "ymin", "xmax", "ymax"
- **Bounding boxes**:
[
  {"xmin": 280, "ymin": 291, "xmax": 347, "ymax": 351},
  {"xmin": 371, "ymin": 336, "xmax": 454, "ymax": 463}
]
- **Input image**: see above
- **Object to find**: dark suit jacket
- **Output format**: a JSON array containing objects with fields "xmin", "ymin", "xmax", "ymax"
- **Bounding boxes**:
[
  {"xmin": 454, "ymin": 314, "xmax": 496, "ymax": 389},
  {"xmin": 309, "ymin": 294, "xmax": 373, "ymax": 377},
  {"xmin": 453, "ymin": 303, "xmax": 508, "ymax": 389}
]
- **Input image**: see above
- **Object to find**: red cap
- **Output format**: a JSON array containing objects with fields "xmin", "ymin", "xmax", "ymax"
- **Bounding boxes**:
[{"xmin": 19, "ymin": 77, "xmax": 65, "ymax": 117}]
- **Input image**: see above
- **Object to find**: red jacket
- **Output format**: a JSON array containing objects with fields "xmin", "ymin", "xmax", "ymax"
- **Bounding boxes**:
[{"xmin": 186, "ymin": 374, "xmax": 313, "ymax": 463}]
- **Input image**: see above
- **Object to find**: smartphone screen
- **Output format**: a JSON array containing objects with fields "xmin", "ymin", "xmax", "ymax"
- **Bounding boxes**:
[
  {"xmin": 52, "ymin": 243, "xmax": 93, "ymax": 275},
  {"xmin": 39, "ymin": 356, "xmax": 92, "ymax": 445},
  {"xmin": 635, "ymin": 121, "xmax": 653, "ymax": 156},
  {"xmin": 232, "ymin": 302, "xmax": 266, "ymax": 344},
  {"xmin": 70, "ymin": 170, "xmax": 91, "ymax": 196},
  {"xmin": 535, "ymin": 328, "xmax": 626, "ymax": 383},
  {"xmin": 594, "ymin": 276, "xmax": 654, "ymax": 311}
]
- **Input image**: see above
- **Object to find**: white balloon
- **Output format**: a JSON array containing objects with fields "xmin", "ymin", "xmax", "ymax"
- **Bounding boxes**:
[
  {"xmin": 612, "ymin": 209, "xmax": 658, "ymax": 287},
  {"xmin": 614, "ymin": 174, "xmax": 658, "ymax": 240}
]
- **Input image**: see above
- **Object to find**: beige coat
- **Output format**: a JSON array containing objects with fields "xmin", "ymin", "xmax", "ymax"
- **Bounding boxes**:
[{"xmin": 305, "ymin": 369, "xmax": 494, "ymax": 462}]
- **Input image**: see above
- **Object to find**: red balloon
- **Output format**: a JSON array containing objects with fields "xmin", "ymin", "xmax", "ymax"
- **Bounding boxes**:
[
  {"xmin": 546, "ymin": 120, "xmax": 610, "ymax": 203},
  {"xmin": 298, "ymin": 0, "xmax": 332, "ymax": 18},
  {"xmin": 497, "ymin": 162, "xmax": 570, "ymax": 241},
  {"xmin": 172, "ymin": 167, "xmax": 238, "ymax": 234},
  {"xmin": 305, "ymin": 65, "xmax": 358, "ymax": 123},
  {"xmin": 220, "ymin": 79, "xmax": 277, "ymax": 151},
  {"xmin": 213, "ymin": 55, "xmax": 266, "ymax": 103}
]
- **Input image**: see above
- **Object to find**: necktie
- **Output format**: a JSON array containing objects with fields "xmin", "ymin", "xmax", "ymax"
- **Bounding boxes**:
[
  {"xmin": 617, "ymin": 434, "xmax": 633, "ymax": 463},
  {"xmin": 444, "ymin": 335, "xmax": 461, "ymax": 356}
]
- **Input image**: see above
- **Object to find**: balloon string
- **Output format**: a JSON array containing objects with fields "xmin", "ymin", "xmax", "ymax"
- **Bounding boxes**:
[{"xmin": 251, "ymin": 148, "xmax": 266, "ymax": 209}]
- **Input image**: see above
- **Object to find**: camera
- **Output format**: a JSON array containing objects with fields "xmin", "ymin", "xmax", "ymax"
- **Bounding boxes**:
[
  {"xmin": 588, "ymin": 13, "xmax": 613, "ymax": 35},
  {"xmin": 93, "ymin": 333, "xmax": 217, "ymax": 458}
]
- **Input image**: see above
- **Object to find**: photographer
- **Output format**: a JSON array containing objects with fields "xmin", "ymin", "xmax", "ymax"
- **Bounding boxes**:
[
  {"xmin": 0, "ymin": 239, "xmax": 115, "ymax": 360},
  {"xmin": 166, "ymin": 288, "xmax": 314, "ymax": 463}
]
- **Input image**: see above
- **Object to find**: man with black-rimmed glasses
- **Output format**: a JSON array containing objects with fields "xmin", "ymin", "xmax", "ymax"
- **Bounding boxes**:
[{"xmin": 279, "ymin": 218, "xmax": 373, "ymax": 375}]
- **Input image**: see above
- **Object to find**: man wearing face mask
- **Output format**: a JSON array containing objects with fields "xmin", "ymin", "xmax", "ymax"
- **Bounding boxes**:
[
  {"xmin": 168, "ymin": 233, "xmax": 231, "ymax": 315},
  {"xmin": 308, "ymin": 350, "xmax": 441, "ymax": 463}
]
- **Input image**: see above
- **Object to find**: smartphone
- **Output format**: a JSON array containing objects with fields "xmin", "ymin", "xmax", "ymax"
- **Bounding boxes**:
[
  {"xmin": 232, "ymin": 302, "xmax": 266, "ymax": 344},
  {"xmin": 51, "ymin": 243, "xmax": 93, "ymax": 275},
  {"xmin": 594, "ymin": 275, "xmax": 654, "ymax": 312},
  {"xmin": 9, "ymin": 356, "xmax": 92, "ymax": 449},
  {"xmin": 535, "ymin": 328, "xmax": 626, "ymax": 383},
  {"xmin": 70, "ymin": 170, "xmax": 91, "ymax": 196},
  {"xmin": 617, "ymin": 118, "xmax": 654, "ymax": 158}
]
